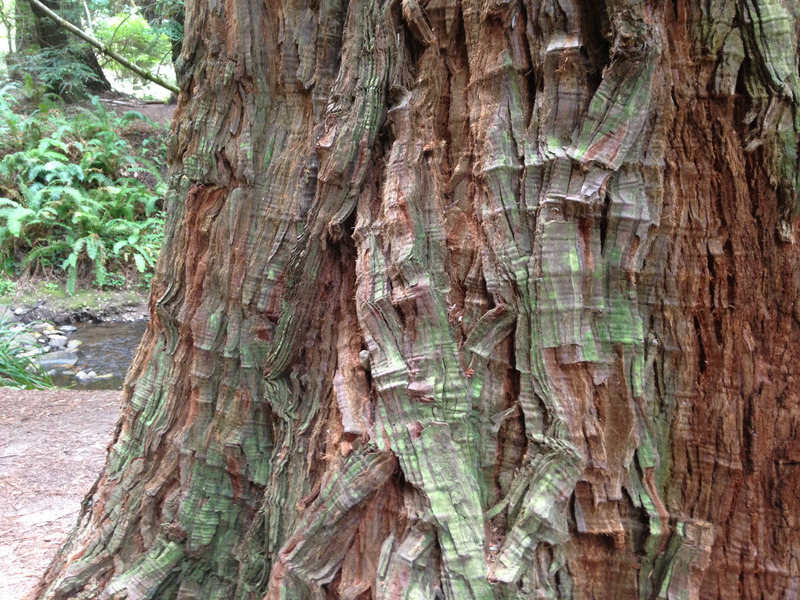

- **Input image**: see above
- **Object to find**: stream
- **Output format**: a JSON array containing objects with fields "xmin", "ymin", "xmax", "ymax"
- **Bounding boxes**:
[{"xmin": 49, "ymin": 321, "xmax": 148, "ymax": 391}]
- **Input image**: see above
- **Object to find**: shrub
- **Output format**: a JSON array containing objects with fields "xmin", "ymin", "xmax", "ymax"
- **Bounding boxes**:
[
  {"xmin": 0, "ymin": 82, "xmax": 44, "ymax": 155},
  {"xmin": 0, "ymin": 92, "xmax": 166, "ymax": 293},
  {"xmin": 95, "ymin": 12, "xmax": 174, "ymax": 89},
  {"xmin": 7, "ymin": 47, "xmax": 104, "ymax": 100}
]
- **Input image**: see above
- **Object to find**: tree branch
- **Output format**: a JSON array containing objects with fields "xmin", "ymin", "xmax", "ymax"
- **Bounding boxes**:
[{"xmin": 26, "ymin": 0, "xmax": 179, "ymax": 94}]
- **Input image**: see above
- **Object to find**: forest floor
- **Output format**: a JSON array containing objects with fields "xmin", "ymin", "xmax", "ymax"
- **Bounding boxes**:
[
  {"xmin": 99, "ymin": 96, "xmax": 176, "ymax": 137},
  {"xmin": 0, "ymin": 389, "xmax": 120, "ymax": 600},
  {"xmin": 110, "ymin": 97, "xmax": 176, "ymax": 123}
]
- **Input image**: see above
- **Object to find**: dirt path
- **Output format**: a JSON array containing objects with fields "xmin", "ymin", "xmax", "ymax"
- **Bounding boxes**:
[
  {"xmin": 100, "ymin": 97, "xmax": 176, "ymax": 128},
  {"xmin": 0, "ymin": 390, "xmax": 120, "ymax": 600}
]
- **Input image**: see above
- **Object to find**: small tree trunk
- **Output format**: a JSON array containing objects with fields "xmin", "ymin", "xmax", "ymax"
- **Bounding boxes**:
[
  {"xmin": 81, "ymin": 0, "xmax": 92, "ymax": 36},
  {"xmin": 14, "ymin": 0, "xmax": 35, "ymax": 53},
  {"xmin": 33, "ymin": 0, "xmax": 800, "ymax": 599},
  {"xmin": 0, "ymin": 1, "xmax": 15, "ymax": 55}
]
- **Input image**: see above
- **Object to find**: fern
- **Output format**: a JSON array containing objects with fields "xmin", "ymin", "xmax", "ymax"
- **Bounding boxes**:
[
  {"xmin": 3, "ymin": 205, "xmax": 35, "ymax": 237},
  {"xmin": 21, "ymin": 241, "xmax": 71, "ymax": 267},
  {"xmin": 37, "ymin": 138, "xmax": 69, "ymax": 154},
  {"xmin": 0, "ymin": 88, "xmax": 167, "ymax": 292}
]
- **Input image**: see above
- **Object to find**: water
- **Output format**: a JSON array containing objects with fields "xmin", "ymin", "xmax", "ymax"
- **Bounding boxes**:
[{"xmin": 50, "ymin": 321, "xmax": 148, "ymax": 390}]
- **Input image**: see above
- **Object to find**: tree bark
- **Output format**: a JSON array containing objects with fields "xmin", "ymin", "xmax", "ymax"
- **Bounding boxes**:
[
  {"xmin": 33, "ymin": 0, "xmax": 800, "ymax": 599},
  {"xmin": 14, "ymin": 0, "xmax": 37, "ymax": 53}
]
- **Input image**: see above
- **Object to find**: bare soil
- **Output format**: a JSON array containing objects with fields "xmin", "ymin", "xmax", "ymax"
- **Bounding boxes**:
[
  {"xmin": 100, "ymin": 97, "xmax": 176, "ymax": 128},
  {"xmin": 97, "ymin": 97, "xmax": 176, "ymax": 142},
  {"xmin": 5, "ymin": 287, "xmax": 149, "ymax": 325},
  {"xmin": 0, "ymin": 389, "xmax": 120, "ymax": 600}
]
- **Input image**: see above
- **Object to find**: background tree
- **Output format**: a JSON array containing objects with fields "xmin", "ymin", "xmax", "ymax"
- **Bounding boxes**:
[
  {"xmin": 33, "ymin": 0, "xmax": 800, "ymax": 599},
  {"xmin": 0, "ymin": 0, "xmax": 15, "ymax": 54},
  {"xmin": 22, "ymin": 0, "xmax": 111, "ymax": 94},
  {"xmin": 1, "ymin": 0, "xmax": 178, "ymax": 99},
  {"xmin": 12, "ymin": 0, "xmax": 34, "ymax": 52}
]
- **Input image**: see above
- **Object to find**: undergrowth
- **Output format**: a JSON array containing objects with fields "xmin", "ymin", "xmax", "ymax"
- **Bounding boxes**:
[
  {"xmin": 0, "ymin": 314, "xmax": 53, "ymax": 389},
  {"xmin": 0, "ymin": 84, "xmax": 166, "ymax": 294}
]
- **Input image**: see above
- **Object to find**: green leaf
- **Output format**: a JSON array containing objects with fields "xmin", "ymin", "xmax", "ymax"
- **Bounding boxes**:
[
  {"xmin": 66, "ymin": 264, "xmax": 78, "ymax": 295},
  {"xmin": 43, "ymin": 160, "xmax": 67, "ymax": 172},
  {"xmin": 62, "ymin": 250, "xmax": 78, "ymax": 270},
  {"xmin": 6, "ymin": 207, "xmax": 34, "ymax": 237},
  {"xmin": 134, "ymin": 253, "xmax": 146, "ymax": 273},
  {"xmin": 86, "ymin": 235, "xmax": 99, "ymax": 260}
]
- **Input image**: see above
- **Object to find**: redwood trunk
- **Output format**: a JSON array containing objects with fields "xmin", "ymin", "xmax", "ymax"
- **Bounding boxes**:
[{"xmin": 33, "ymin": 1, "xmax": 800, "ymax": 599}]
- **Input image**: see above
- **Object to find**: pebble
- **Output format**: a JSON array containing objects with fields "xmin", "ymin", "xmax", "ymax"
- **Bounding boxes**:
[
  {"xmin": 14, "ymin": 333, "xmax": 39, "ymax": 346},
  {"xmin": 14, "ymin": 319, "xmax": 128, "ymax": 386},
  {"xmin": 47, "ymin": 335, "xmax": 68, "ymax": 349},
  {"xmin": 76, "ymin": 370, "xmax": 98, "ymax": 382},
  {"xmin": 19, "ymin": 348, "xmax": 44, "ymax": 358},
  {"xmin": 36, "ymin": 351, "xmax": 78, "ymax": 369}
]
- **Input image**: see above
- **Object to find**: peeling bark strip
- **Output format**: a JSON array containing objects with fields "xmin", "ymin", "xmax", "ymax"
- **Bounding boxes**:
[{"xmin": 34, "ymin": 1, "xmax": 800, "ymax": 599}]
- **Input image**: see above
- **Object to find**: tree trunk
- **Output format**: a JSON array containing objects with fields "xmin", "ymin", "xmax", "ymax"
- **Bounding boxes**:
[
  {"xmin": 14, "ymin": 0, "xmax": 37, "ymax": 53},
  {"xmin": 33, "ymin": 0, "xmax": 800, "ymax": 599}
]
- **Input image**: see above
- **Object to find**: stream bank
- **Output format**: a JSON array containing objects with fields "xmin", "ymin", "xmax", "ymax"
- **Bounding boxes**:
[
  {"xmin": 4, "ymin": 287, "xmax": 149, "ymax": 324},
  {"xmin": 4, "ymin": 287, "xmax": 150, "ymax": 389}
]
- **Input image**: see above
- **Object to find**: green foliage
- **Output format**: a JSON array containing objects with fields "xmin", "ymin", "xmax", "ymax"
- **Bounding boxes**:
[
  {"xmin": 8, "ymin": 47, "xmax": 103, "ymax": 100},
  {"xmin": 0, "ymin": 273, "xmax": 15, "ymax": 296},
  {"xmin": 142, "ymin": 0, "xmax": 185, "ymax": 53},
  {"xmin": 95, "ymin": 12, "xmax": 174, "ymax": 89},
  {"xmin": 0, "ymin": 82, "xmax": 45, "ymax": 153},
  {"xmin": 0, "ymin": 91, "xmax": 165, "ymax": 294},
  {"xmin": 0, "ymin": 315, "xmax": 53, "ymax": 389}
]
